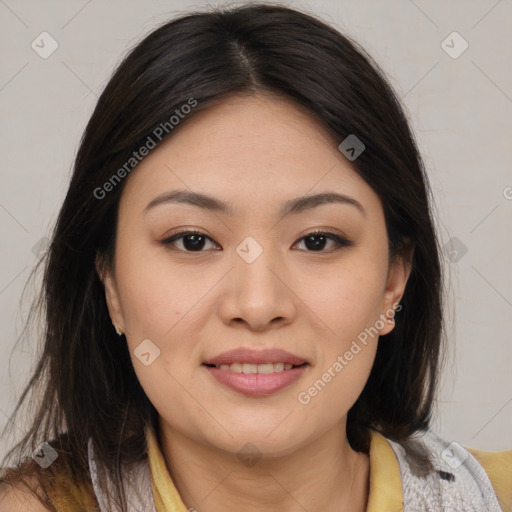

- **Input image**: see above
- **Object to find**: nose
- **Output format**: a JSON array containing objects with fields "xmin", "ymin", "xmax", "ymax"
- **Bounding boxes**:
[{"xmin": 217, "ymin": 239, "xmax": 298, "ymax": 332}]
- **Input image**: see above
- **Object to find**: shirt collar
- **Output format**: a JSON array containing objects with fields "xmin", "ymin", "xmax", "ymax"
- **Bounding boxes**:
[{"xmin": 146, "ymin": 424, "xmax": 403, "ymax": 512}]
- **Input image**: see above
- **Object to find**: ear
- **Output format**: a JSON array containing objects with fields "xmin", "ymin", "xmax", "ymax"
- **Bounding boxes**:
[
  {"xmin": 95, "ymin": 252, "xmax": 125, "ymax": 333},
  {"xmin": 377, "ymin": 241, "xmax": 414, "ymax": 336}
]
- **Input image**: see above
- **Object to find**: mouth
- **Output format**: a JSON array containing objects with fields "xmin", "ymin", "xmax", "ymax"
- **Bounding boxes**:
[
  {"xmin": 202, "ymin": 362, "xmax": 309, "ymax": 373},
  {"xmin": 202, "ymin": 347, "xmax": 308, "ymax": 367},
  {"xmin": 201, "ymin": 347, "xmax": 310, "ymax": 395},
  {"xmin": 202, "ymin": 362, "xmax": 310, "ymax": 396}
]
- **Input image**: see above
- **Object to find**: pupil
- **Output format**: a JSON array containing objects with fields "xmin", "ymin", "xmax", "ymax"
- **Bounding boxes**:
[
  {"xmin": 184, "ymin": 234, "xmax": 205, "ymax": 251},
  {"xmin": 305, "ymin": 235, "xmax": 326, "ymax": 251}
]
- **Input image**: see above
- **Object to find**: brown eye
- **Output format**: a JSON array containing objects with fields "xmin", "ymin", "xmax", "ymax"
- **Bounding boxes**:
[
  {"xmin": 161, "ymin": 230, "xmax": 219, "ymax": 252},
  {"xmin": 161, "ymin": 229, "xmax": 353, "ymax": 253},
  {"xmin": 294, "ymin": 231, "xmax": 353, "ymax": 252}
]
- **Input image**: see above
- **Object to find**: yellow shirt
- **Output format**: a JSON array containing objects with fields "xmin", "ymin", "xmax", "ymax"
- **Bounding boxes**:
[{"xmin": 146, "ymin": 425, "xmax": 512, "ymax": 512}]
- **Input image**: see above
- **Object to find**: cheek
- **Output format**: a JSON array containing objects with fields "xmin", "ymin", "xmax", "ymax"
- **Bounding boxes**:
[
  {"xmin": 114, "ymin": 243, "xmax": 192, "ymax": 338},
  {"xmin": 297, "ymin": 311, "xmax": 379, "ymax": 421},
  {"xmin": 308, "ymin": 344, "xmax": 377, "ymax": 422},
  {"xmin": 298, "ymin": 256, "xmax": 387, "ymax": 338},
  {"xmin": 294, "ymin": 253, "xmax": 386, "ymax": 405}
]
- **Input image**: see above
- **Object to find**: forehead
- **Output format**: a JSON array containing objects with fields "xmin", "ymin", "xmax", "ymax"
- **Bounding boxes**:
[{"xmin": 119, "ymin": 93, "xmax": 381, "ymax": 219}]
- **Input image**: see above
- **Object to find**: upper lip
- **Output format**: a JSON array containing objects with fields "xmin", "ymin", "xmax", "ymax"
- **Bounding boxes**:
[{"xmin": 203, "ymin": 348, "xmax": 308, "ymax": 366}]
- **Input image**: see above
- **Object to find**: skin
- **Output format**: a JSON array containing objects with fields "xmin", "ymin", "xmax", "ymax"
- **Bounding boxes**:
[{"xmin": 99, "ymin": 92, "xmax": 412, "ymax": 512}]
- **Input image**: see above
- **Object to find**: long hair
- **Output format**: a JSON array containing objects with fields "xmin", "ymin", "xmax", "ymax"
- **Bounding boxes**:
[{"xmin": 1, "ymin": 3, "xmax": 445, "ymax": 509}]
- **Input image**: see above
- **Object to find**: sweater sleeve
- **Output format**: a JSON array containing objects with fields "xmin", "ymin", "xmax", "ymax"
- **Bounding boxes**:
[{"xmin": 466, "ymin": 447, "xmax": 512, "ymax": 512}]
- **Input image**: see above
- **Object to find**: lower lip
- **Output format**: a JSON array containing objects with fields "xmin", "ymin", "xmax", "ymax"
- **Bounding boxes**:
[{"xmin": 203, "ymin": 364, "xmax": 309, "ymax": 396}]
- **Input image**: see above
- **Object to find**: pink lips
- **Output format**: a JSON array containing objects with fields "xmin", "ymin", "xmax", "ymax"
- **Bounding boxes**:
[
  {"xmin": 203, "ymin": 347, "xmax": 307, "ymax": 366},
  {"xmin": 202, "ymin": 347, "xmax": 309, "ymax": 396}
]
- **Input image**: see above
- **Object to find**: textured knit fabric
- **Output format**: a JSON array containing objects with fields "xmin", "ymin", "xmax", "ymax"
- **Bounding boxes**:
[
  {"xmin": 86, "ymin": 424, "xmax": 512, "ymax": 512},
  {"xmin": 386, "ymin": 430, "xmax": 506, "ymax": 511}
]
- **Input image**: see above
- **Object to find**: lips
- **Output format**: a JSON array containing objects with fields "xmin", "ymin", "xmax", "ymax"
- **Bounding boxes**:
[
  {"xmin": 202, "ymin": 348, "xmax": 310, "ymax": 395},
  {"xmin": 202, "ymin": 347, "xmax": 308, "ymax": 367}
]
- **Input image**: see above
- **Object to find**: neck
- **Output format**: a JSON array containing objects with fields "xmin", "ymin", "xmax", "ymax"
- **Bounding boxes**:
[{"xmin": 157, "ymin": 419, "xmax": 370, "ymax": 512}]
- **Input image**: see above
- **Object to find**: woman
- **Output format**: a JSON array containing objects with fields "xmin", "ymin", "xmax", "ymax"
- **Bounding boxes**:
[{"xmin": 1, "ymin": 3, "xmax": 510, "ymax": 511}]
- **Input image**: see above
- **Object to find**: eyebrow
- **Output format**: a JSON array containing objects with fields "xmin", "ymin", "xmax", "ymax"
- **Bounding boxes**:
[{"xmin": 143, "ymin": 189, "xmax": 366, "ymax": 218}]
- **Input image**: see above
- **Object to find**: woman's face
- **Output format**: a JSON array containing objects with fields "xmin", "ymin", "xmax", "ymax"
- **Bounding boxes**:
[{"xmin": 102, "ymin": 93, "xmax": 410, "ymax": 457}]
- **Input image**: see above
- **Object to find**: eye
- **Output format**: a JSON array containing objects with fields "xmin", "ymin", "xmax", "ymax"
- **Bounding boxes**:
[
  {"xmin": 160, "ymin": 228, "xmax": 353, "ymax": 253},
  {"xmin": 294, "ymin": 229, "xmax": 353, "ymax": 252},
  {"xmin": 160, "ymin": 229, "xmax": 219, "ymax": 252}
]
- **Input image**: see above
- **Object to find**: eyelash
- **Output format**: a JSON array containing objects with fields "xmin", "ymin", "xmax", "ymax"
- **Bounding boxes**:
[{"xmin": 160, "ymin": 228, "xmax": 353, "ymax": 253}]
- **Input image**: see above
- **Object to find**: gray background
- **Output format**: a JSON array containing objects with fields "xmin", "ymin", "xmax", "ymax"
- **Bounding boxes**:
[{"xmin": 1, "ymin": 0, "xmax": 511, "ymax": 462}]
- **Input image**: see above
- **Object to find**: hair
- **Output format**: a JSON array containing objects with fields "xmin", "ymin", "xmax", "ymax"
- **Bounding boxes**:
[{"xmin": 0, "ymin": 2, "xmax": 446, "ymax": 510}]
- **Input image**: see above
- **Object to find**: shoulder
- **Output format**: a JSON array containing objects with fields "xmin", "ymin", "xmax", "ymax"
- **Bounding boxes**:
[
  {"xmin": 466, "ymin": 446, "xmax": 512, "ymax": 512},
  {"xmin": 0, "ymin": 478, "xmax": 52, "ymax": 511},
  {"xmin": 0, "ymin": 433, "xmax": 98, "ymax": 512},
  {"xmin": 381, "ymin": 429, "xmax": 511, "ymax": 511}
]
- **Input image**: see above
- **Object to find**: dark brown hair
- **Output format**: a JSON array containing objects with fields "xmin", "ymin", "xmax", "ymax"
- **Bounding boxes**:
[{"xmin": 1, "ymin": 2, "xmax": 445, "ymax": 509}]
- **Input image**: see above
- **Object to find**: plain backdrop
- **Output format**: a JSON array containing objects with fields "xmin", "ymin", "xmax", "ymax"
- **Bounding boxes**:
[{"xmin": 1, "ymin": 0, "xmax": 511, "ymax": 462}]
